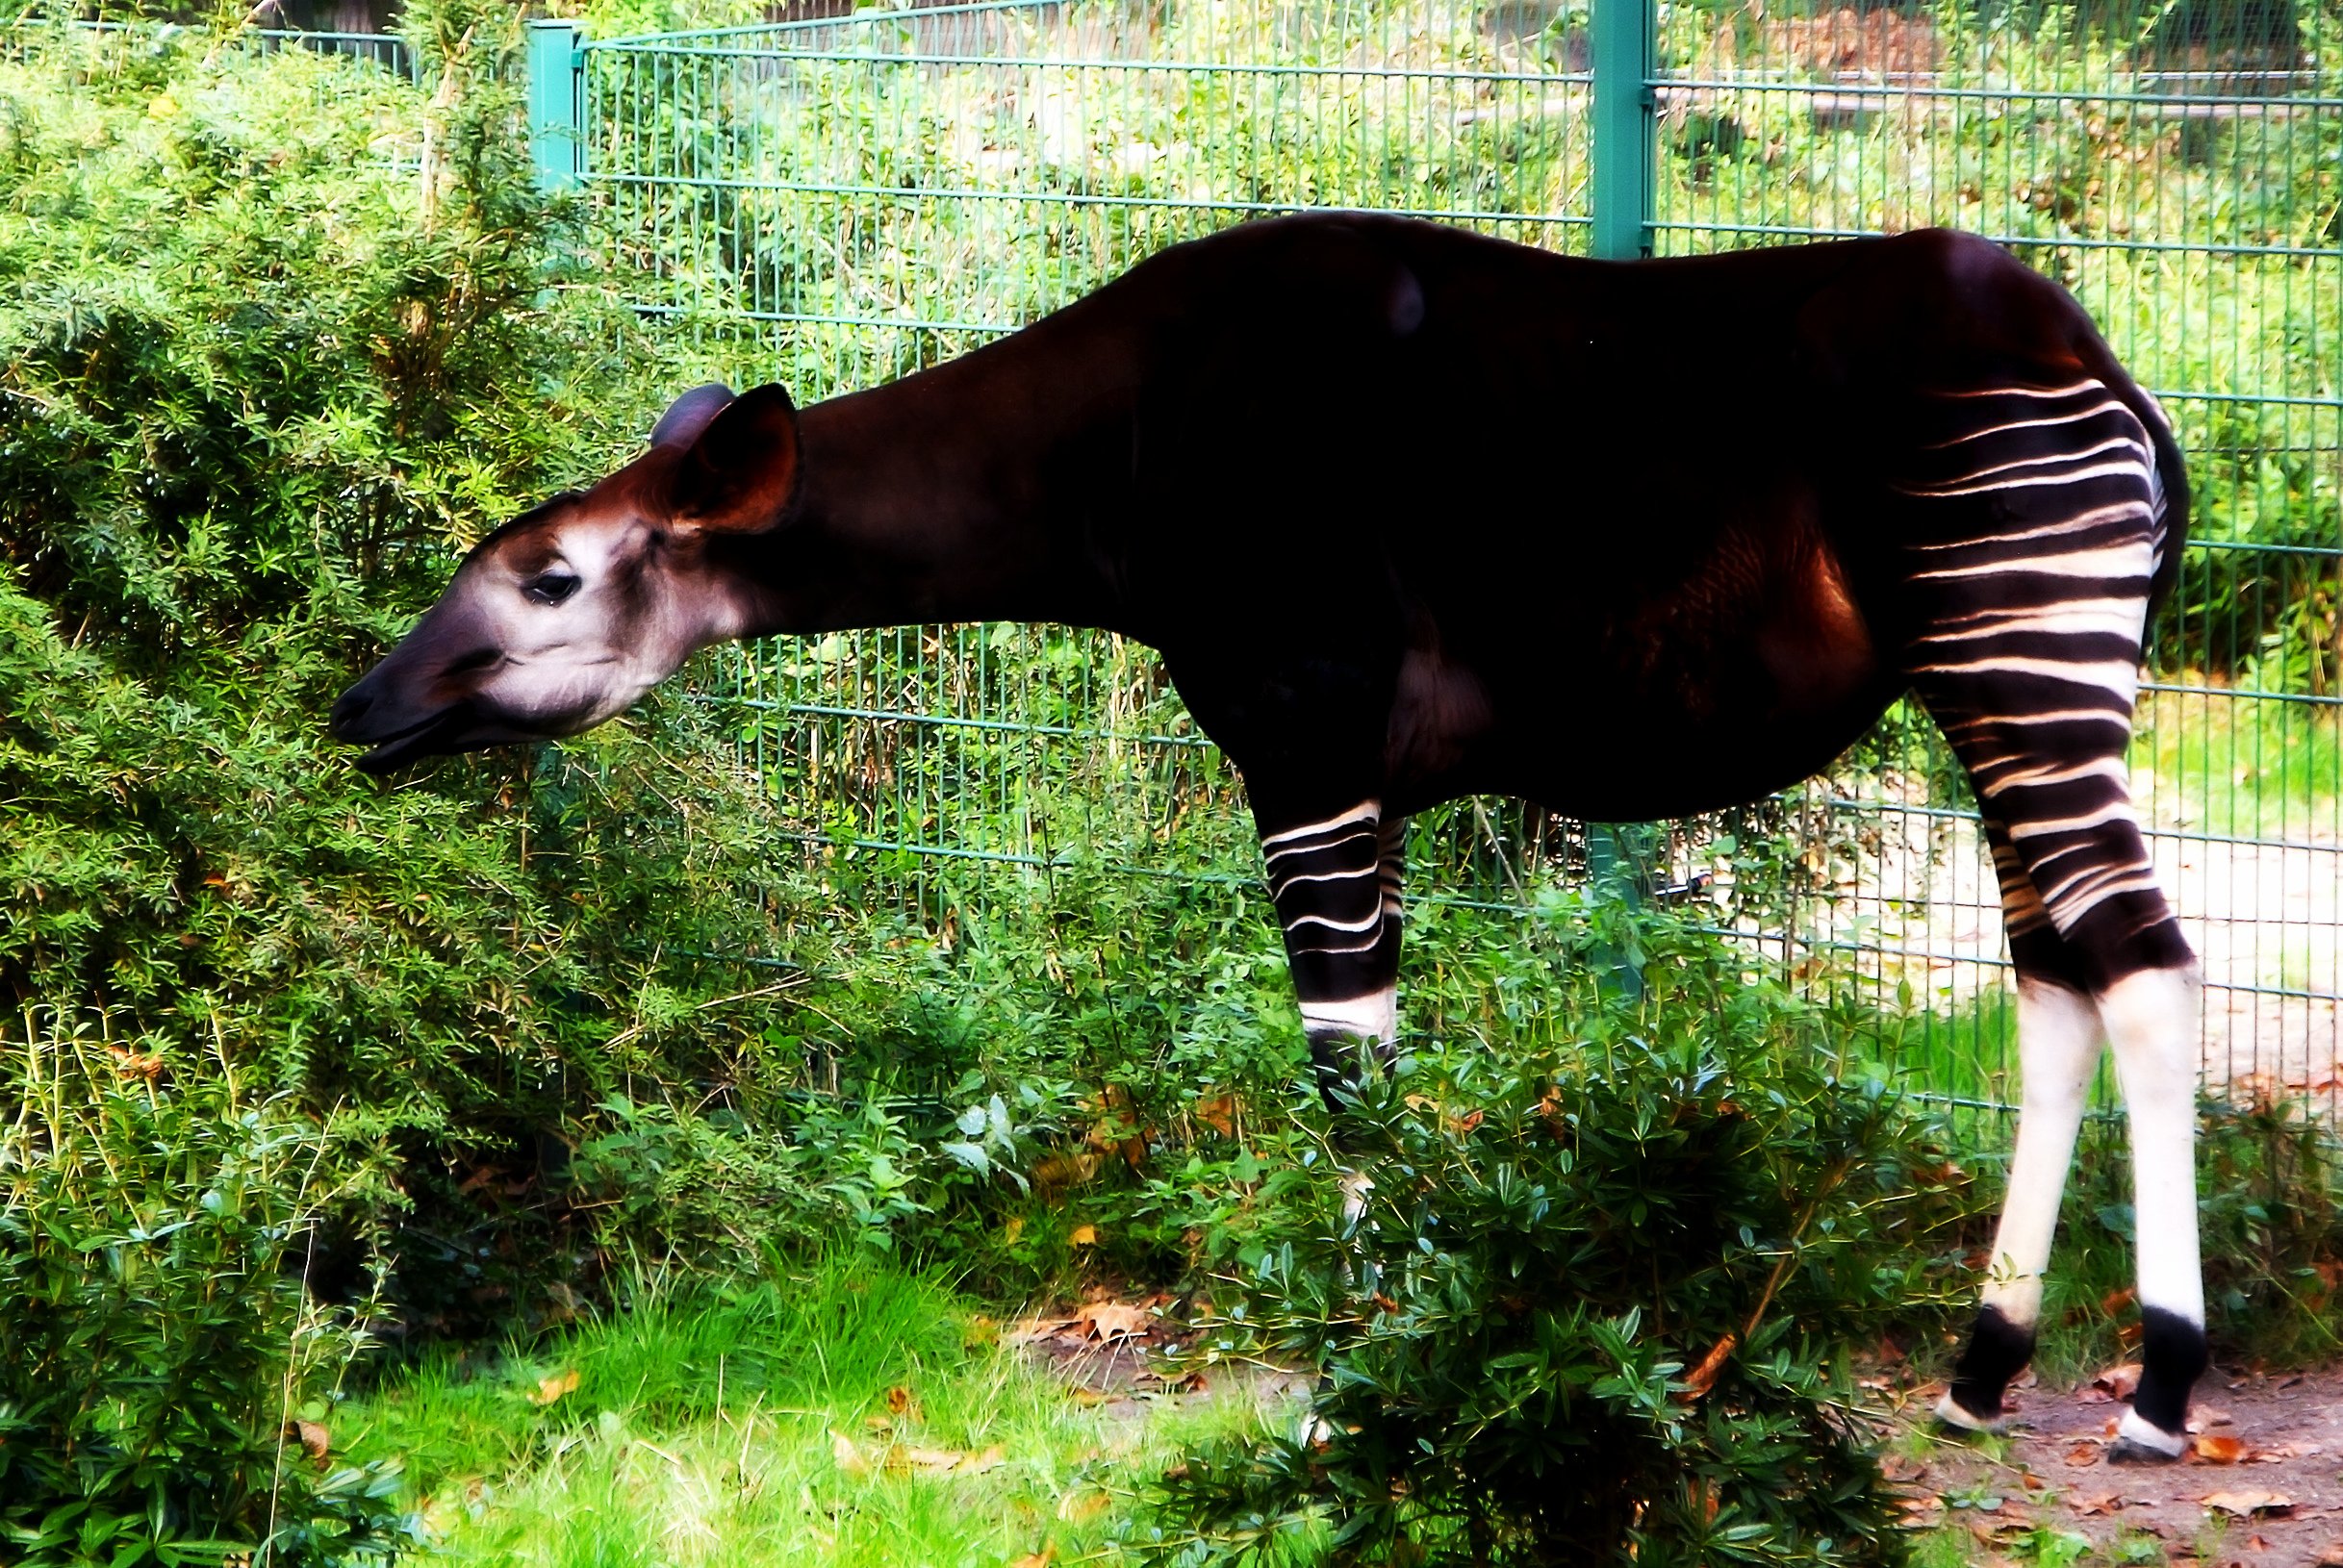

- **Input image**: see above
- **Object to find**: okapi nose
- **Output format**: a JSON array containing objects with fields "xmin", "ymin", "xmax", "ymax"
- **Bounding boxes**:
[{"xmin": 328, "ymin": 683, "xmax": 374, "ymax": 740}]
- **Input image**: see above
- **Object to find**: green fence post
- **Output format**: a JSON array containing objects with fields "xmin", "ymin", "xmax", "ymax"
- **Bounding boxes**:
[
  {"xmin": 1590, "ymin": 0, "xmax": 1654, "ymax": 260},
  {"xmin": 1590, "ymin": 0, "xmax": 1654, "ymax": 994},
  {"xmin": 526, "ymin": 19, "xmax": 585, "ymax": 192},
  {"xmin": 1588, "ymin": 823, "xmax": 1649, "ymax": 1001}
]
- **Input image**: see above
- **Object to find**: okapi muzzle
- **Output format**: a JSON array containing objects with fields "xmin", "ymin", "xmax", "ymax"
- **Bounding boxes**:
[{"xmin": 330, "ymin": 382, "xmax": 798, "ymax": 772}]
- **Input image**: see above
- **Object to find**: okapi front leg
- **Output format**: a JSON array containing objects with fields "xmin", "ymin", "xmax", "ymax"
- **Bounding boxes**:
[{"xmin": 1258, "ymin": 799, "xmax": 1403, "ymax": 1102}]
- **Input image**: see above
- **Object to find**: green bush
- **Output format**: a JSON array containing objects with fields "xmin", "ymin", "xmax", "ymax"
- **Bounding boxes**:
[
  {"xmin": 0, "ymin": 7, "xmax": 861, "ymax": 1323},
  {"xmin": 0, "ymin": 1014, "xmax": 415, "ymax": 1566},
  {"xmin": 1141, "ymin": 933, "xmax": 1974, "ymax": 1568}
]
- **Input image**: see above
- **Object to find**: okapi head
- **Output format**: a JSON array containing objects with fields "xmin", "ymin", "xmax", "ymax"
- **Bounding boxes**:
[{"xmin": 330, "ymin": 384, "xmax": 798, "ymax": 772}]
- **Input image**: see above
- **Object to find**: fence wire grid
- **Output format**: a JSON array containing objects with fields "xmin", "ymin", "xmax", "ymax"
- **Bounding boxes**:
[{"xmin": 538, "ymin": 0, "xmax": 2337, "ymax": 1123}]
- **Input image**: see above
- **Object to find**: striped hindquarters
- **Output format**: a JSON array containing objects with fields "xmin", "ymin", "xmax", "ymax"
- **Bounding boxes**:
[{"xmin": 1897, "ymin": 379, "xmax": 2176, "ymax": 949}]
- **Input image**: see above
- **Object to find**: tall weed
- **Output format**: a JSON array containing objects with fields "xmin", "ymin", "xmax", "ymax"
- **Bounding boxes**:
[{"xmin": 0, "ymin": 1010, "xmax": 414, "ymax": 1566}]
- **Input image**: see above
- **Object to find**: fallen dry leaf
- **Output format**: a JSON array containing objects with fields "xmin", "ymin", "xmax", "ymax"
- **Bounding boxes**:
[
  {"xmin": 886, "ymin": 1385, "xmax": 918, "ymax": 1418},
  {"xmin": 1057, "ymin": 1489, "xmax": 1111, "ymax": 1524},
  {"xmin": 892, "ymin": 1445, "xmax": 962, "ymax": 1473},
  {"xmin": 2312, "ymin": 1544, "xmax": 2343, "ymax": 1568},
  {"xmin": 1068, "ymin": 1225, "xmax": 1099, "ymax": 1247},
  {"xmin": 1193, "ymin": 1093, "xmax": 1238, "ymax": 1138},
  {"xmin": 1076, "ymin": 1302, "xmax": 1153, "ymax": 1341},
  {"xmin": 2067, "ymin": 1491, "xmax": 2123, "ymax": 1517},
  {"xmin": 2195, "ymin": 1433, "xmax": 2247, "ymax": 1464},
  {"xmin": 831, "ymin": 1430, "xmax": 871, "ymax": 1478},
  {"xmin": 1878, "ymin": 1453, "xmax": 1927, "ymax": 1483},
  {"xmin": 529, "ymin": 1368, "xmax": 580, "ymax": 1406},
  {"xmin": 2203, "ymin": 1490, "xmax": 2292, "ymax": 1518},
  {"xmin": 1010, "ymin": 1549, "xmax": 1057, "ymax": 1568},
  {"xmin": 2064, "ymin": 1442, "xmax": 2101, "ymax": 1467},
  {"xmin": 288, "ymin": 1420, "xmax": 330, "ymax": 1462},
  {"xmin": 2090, "ymin": 1362, "xmax": 2143, "ymax": 1402},
  {"xmin": 107, "ymin": 1046, "xmax": 165, "ymax": 1080},
  {"xmin": 1005, "ymin": 1316, "xmax": 1081, "ymax": 1345}
]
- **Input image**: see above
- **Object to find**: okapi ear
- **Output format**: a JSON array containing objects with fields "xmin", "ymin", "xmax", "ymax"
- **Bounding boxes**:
[
  {"xmin": 649, "ymin": 382, "xmax": 737, "ymax": 450},
  {"xmin": 670, "ymin": 382, "xmax": 802, "ymax": 535}
]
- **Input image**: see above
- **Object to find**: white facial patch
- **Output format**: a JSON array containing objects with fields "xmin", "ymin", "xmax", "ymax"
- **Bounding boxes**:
[{"xmin": 468, "ymin": 516, "xmax": 701, "ymax": 734}]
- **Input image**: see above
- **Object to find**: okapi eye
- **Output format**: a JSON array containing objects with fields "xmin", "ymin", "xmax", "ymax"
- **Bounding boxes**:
[{"xmin": 523, "ymin": 570, "xmax": 581, "ymax": 606}]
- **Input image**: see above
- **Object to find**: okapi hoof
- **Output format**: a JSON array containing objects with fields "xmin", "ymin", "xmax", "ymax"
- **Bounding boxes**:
[
  {"xmin": 1931, "ymin": 1390, "xmax": 2009, "ymax": 1435},
  {"xmin": 2105, "ymin": 1408, "xmax": 2189, "ymax": 1463}
]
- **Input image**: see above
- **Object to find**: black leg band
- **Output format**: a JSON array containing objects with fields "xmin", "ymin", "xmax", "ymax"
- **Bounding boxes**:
[
  {"xmin": 2130, "ymin": 1305, "xmax": 2208, "ymax": 1436},
  {"xmin": 1946, "ymin": 1303, "xmax": 2037, "ymax": 1423}
]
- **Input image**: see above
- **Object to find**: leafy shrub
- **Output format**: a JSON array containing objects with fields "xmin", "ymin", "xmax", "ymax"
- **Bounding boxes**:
[
  {"xmin": 0, "ymin": 7, "xmax": 854, "ymax": 1330},
  {"xmin": 0, "ymin": 1013, "xmax": 416, "ymax": 1567},
  {"xmin": 1141, "ymin": 937, "xmax": 1973, "ymax": 1568},
  {"xmin": 570, "ymin": 1084, "xmax": 1040, "ymax": 1267}
]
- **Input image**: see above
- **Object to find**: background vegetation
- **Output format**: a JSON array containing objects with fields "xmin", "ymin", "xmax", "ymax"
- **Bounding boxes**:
[{"xmin": 1, "ymin": 2, "xmax": 2337, "ymax": 1565}]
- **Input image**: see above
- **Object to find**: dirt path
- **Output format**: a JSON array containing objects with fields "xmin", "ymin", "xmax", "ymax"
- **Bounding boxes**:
[
  {"xmin": 1883, "ymin": 1366, "xmax": 2343, "ymax": 1565},
  {"xmin": 1016, "ymin": 1303, "xmax": 2343, "ymax": 1564}
]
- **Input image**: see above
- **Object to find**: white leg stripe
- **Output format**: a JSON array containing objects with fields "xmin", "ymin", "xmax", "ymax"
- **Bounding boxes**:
[
  {"xmin": 1285, "ymin": 908, "xmax": 1383, "ymax": 937},
  {"xmin": 1268, "ymin": 866, "xmax": 1382, "ymax": 889},
  {"xmin": 1975, "ymin": 757, "xmax": 2131, "ymax": 792},
  {"xmin": 1260, "ymin": 801, "xmax": 1380, "ymax": 848},
  {"xmin": 1910, "ymin": 509, "xmax": 2154, "ymax": 550},
  {"xmin": 1302, "ymin": 987, "xmax": 1398, "ymax": 1046},
  {"xmin": 1913, "ymin": 433, "xmax": 2150, "ymax": 487},
  {"xmin": 1921, "ymin": 398, "xmax": 2133, "ymax": 447},
  {"xmin": 2116, "ymin": 1407, "xmax": 2190, "ymax": 1455},
  {"xmin": 1264, "ymin": 830, "xmax": 1375, "ymax": 865},
  {"xmin": 1913, "ymin": 544, "xmax": 2155, "ymax": 581},
  {"xmin": 1935, "ymin": 381, "xmax": 2106, "ymax": 399},
  {"xmin": 1912, "ymin": 657, "xmax": 2141, "ymax": 697},
  {"xmin": 1897, "ymin": 458, "xmax": 2154, "ymax": 499}
]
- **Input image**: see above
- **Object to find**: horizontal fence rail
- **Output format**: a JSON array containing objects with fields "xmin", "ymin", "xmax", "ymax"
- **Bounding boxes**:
[{"xmin": 527, "ymin": 0, "xmax": 2338, "ymax": 1125}]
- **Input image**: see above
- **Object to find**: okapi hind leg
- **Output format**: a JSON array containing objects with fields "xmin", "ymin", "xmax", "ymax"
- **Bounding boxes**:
[
  {"xmin": 2098, "ymin": 963, "xmax": 2208, "ymax": 1460},
  {"xmin": 1897, "ymin": 374, "xmax": 2206, "ymax": 1457},
  {"xmin": 1937, "ymin": 821, "xmax": 2105, "ymax": 1431}
]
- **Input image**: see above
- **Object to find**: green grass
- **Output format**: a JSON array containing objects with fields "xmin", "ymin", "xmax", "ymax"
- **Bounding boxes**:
[
  {"xmin": 2131, "ymin": 688, "xmax": 2343, "ymax": 841},
  {"xmin": 342, "ymin": 1256, "xmax": 1272, "ymax": 1567}
]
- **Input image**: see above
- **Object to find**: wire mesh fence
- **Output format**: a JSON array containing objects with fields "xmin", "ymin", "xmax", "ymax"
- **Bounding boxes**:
[{"xmin": 550, "ymin": 0, "xmax": 2338, "ymax": 1124}]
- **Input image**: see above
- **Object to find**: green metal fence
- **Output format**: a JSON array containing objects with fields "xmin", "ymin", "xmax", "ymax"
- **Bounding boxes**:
[{"xmin": 529, "ymin": 0, "xmax": 2339, "ymax": 1121}]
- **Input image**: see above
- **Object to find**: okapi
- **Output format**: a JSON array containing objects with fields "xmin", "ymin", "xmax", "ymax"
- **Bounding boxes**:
[{"xmin": 331, "ymin": 213, "xmax": 2209, "ymax": 1459}]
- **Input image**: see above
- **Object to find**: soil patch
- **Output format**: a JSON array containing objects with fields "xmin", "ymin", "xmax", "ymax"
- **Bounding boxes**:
[
  {"xmin": 1007, "ymin": 1295, "xmax": 1311, "ymax": 1428},
  {"xmin": 1886, "ymin": 1365, "xmax": 2343, "ymax": 1565}
]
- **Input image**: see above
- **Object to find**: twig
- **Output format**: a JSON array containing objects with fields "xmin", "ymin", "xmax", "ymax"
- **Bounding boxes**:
[{"xmin": 1682, "ymin": 1154, "xmax": 1855, "ymax": 1401}]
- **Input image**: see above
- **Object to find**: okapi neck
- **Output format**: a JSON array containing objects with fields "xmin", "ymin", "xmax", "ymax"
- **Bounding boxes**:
[{"xmin": 733, "ymin": 340, "xmax": 1139, "ymax": 639}]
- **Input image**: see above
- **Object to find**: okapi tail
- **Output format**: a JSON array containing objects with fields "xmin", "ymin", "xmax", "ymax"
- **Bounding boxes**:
[
  {"xmin": 2085, "ymin": 339, "xmax": 2191, "ymax": 620},
  {"xmin": 2142, "ymin": 397, "xmax": 2191, "ymax": 620}
]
